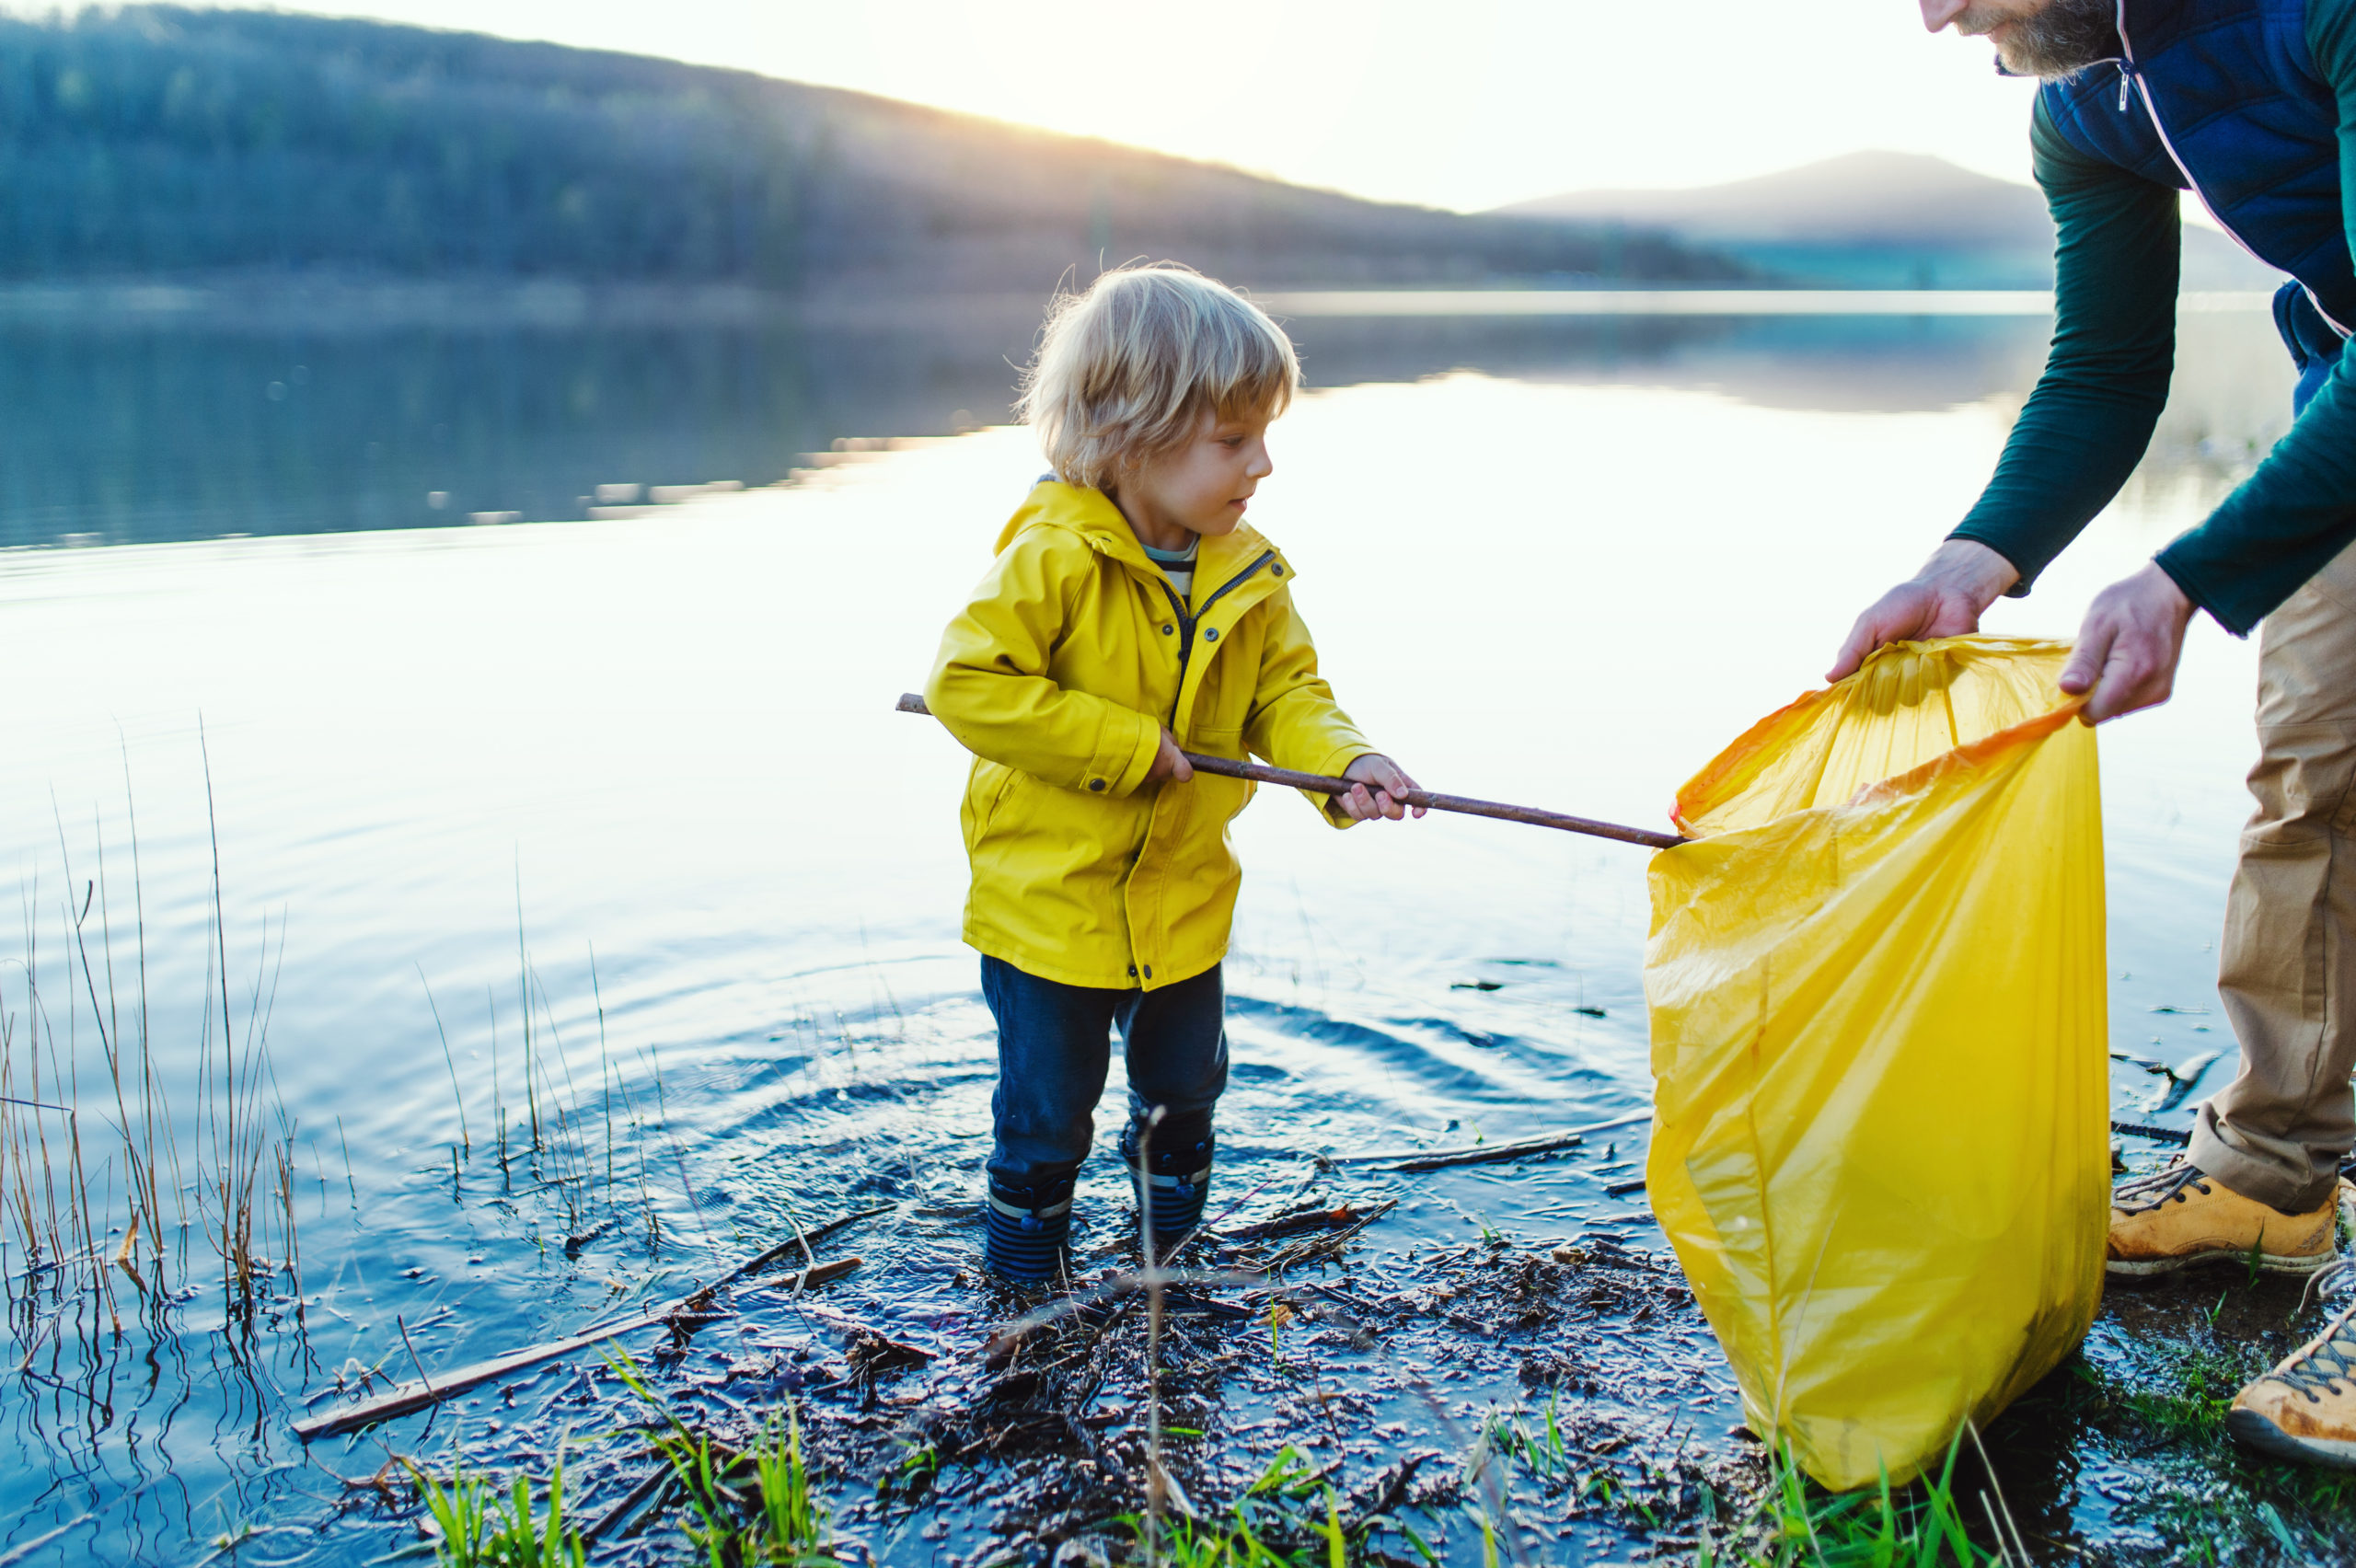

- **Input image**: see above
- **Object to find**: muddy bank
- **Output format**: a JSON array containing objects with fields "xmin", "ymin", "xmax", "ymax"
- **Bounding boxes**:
[
  {"xmin": 310, "ymin": 1177, "xmax": 1750, "ymax": 1567},
  {"xmin": 294, "ymin": 1122, "xmax": 2356, "ymax": 1568}
]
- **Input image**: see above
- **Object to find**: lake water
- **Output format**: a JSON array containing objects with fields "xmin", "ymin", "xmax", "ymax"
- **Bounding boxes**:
[{"xmin": 0, "ymin": 297, "xmax": 2310, "ymax": 1563}]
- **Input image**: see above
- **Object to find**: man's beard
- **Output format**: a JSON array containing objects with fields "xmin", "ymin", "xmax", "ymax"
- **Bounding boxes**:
[{"xmin": 1967, "ymin": 0, "xmax": 2120, "ymax": 81}]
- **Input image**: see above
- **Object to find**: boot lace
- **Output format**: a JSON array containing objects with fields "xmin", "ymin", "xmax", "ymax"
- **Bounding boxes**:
[
  {"xmin": 2113, "ymin": 1159, "xmax": 2212, "ymax": 1215},
  {"xmin": 2274, "ymin": 1298, "xmax": 2356, "ymax": 1401}
]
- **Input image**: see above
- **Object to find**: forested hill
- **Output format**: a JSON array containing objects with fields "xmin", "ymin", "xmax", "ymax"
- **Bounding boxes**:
[{"xmin": 0, "ymin": 7, "xmax": 1743, "ymax": 291}]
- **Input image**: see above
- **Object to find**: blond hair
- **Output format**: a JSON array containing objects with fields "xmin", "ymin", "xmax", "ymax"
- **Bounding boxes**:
[{"xmin": 1016, "ymin": 262, "xmax": 1299, "ymax": 491}]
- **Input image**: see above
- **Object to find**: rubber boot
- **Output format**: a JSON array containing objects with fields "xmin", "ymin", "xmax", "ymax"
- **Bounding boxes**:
[
  {"xmin": 1121, "ymin": 1114, "xmax": 1213, "ymax": 1248},
  {"xmin": 983, "ymin": 1172, "xmax": 1075, "ymax": 1282}
]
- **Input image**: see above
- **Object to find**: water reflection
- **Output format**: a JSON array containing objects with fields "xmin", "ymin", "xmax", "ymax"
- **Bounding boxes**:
[{"xmin": 3, "ymin": 299, "xmax": 2289, "ymax": 550}]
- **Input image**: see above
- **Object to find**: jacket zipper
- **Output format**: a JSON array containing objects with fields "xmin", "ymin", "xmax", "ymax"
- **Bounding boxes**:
[
  {"xmin": 2112, "ymin": 3, "xmax": 2352, "ymax": 338},
  {"xmin": 1126, "ymin": 547, "xmax": 1277, "ymax": 966},
  {"xmin": 1155, "ymin": 549, "xmax": 1276, "ymax": 726}
]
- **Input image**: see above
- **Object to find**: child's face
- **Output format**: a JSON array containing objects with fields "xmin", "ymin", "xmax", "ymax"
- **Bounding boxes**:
[{"xmin": 1117, "ymin": 408, "xmax": 1275, "ymax": 548}]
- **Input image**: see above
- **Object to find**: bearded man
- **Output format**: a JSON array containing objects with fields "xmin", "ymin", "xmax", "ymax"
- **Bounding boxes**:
[{"xmin": 1837, "ymin": 0, "xmax": 2356, "ymax": 1467}]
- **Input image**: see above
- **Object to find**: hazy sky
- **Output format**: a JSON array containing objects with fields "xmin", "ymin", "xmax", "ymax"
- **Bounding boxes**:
[{"xmin": 199, "ymin": 0, "xmax": 2051, "ymax": 211}]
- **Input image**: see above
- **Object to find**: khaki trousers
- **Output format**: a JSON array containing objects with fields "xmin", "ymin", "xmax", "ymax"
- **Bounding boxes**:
[{"xmin": 2192, "ymin": 540, "xmax": 2356, "ymax": 1213}]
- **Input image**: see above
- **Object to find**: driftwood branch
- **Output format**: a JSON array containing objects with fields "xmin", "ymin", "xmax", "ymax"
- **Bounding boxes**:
[
  {"xmin": 2109, "ymin": 1119, "xmax": 2191, "ymax": 1145},
  {"xmin": 1329, "ymin": 1110, "xmax": 1654, "ymax": 1172},
  {"xmin": 707, "ymin": 1204, "xmax": 894, "ymax": 1293},
  {"xmin": 981, "ymin": 1266, "xmax": 1268, "ymax": 1361},
  {"xmin": 294, "ymin": 1251, "xmax": 866, "ymax": 1441},
  {"xmin": 1257, "ymin": 1203, "xmax": 1399, "ymax": 1274},
  {"xmin": 1218, "ymin": 1201, "xmax": 1392, "ymax": 1245},
  {"xmin": 1345, "ymin": 1451, "xmax": 1436, "ymax": 1535},
  {"xmin": 582, "ymin": 1455, "xmax": 673, "ymax": 1544},
  {"xmin": 895, "ymin": 694, "xmax": 1687, "ymax": 849}
]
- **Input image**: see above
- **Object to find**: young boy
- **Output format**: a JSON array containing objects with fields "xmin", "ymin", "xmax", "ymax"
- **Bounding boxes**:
[{"xmin": 925, "ymin": 261, "xmax": 1421, "ymax": 1282}]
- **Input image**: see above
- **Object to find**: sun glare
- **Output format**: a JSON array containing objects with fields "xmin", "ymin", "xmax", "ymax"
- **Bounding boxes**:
[{"xmin": 243, "ymin": 0, "xmax": 2044, "ymax": 209}]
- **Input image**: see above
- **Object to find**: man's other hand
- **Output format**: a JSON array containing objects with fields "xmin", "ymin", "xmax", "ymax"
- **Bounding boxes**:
[
  {"xmin": 2059, "ymin": 563, "xmax": 2196, "ymax": 723},
  {"xmin": 1828, "ymin": 539, "xmax": 2022, "ymax": 682},
  {"xmin": 1339, "ymin": 755, "xmax": 1425, "ymax": 823}
]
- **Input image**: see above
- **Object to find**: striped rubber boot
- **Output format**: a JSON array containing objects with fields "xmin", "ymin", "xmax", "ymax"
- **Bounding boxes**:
[
  {"xmin": 1121, "ymin": 1115, "xmax": 1213, "ymax": 1247},
  {"xmin": 983, "ymin": 1174, "xmax": 1075, "ymax": 1282}
]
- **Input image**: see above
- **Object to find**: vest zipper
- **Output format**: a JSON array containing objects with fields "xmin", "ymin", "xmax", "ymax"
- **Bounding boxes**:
[
  {"xmin": 1155, "ymin": 549, "xmax": 1276, "ymax": 726},
  {"xmin": 2113, "ymin": 2, "xmax": 2350, "ymax": 338}
]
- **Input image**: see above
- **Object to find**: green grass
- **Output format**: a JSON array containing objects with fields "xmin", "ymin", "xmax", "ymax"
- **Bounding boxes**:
[
  {"xmin": 2064, "ymin": 1339, "xmax": 2356, "ymax": 1567},
  {"xmin": 1693, "ymin": 1435, "xmax": 2006, "ymax": 1568},
  {"xmin": 1123, "ymin": 1493, "xmax": 1350, "ymax": 1568},
  {"xmin": 745, "ymin": 1406, "xmax": 834, "ymax": 1566},
  {"xmin": 610, "ymin": 1349, "xmax": 837, "ymax": 1565},
  {"xmin": 2094, "ymin": 1341, "xmax": 2250, "ymax": 1441},
  {"xmin": 1483, "ymin": 1387, "xmax": 1574, "ymax": 1484},
  {"xmin": 1117, "ymin": 1448, "xmax": 1380, "ymax": 1568},
  {"xmin": 410, "ymin": 1446, "xmax": 585, "ymax": 1568},
  {"xmin": 875, "ymin": 1439, "xmax": 940, "ymax": 1508},
  {"xmin": 1481, "ymin": 1389, "xmax": 1697, "ymax": 1534},
  {"xmin": 645, "ymin": 1410, "xmax": 837, "ymax": 1565},
  {"xmin": 1477, "ymin": 1392, "xmax": 2008, "ymax": 1568}
]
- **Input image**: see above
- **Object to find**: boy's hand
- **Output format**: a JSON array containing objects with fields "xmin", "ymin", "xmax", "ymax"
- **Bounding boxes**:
[
  {"xmin": 1340, "ymin": 755, "xmax": 1425, "ymax": 823},
  {"xmin": 1146, "ymin": 726, "xmax": 1194, "ymax": 785}
]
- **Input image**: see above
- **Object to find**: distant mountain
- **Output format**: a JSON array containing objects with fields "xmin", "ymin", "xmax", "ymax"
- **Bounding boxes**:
[
  {"xmin": 1499, "ymin": 150, "xmax": 2281, "ymax": 292},
  {"xmin": 0, "ymin": 7, "xmax": 1746, "ymax": 294}
]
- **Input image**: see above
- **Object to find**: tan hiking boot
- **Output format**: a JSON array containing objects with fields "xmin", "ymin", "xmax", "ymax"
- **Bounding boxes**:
[
  {"xmin": 2106, "ymin": 1160, "xmax": 2337, "ymax": 1277},
  {"xmin": 2228, "ymin": 1297, "xmax": 2356, "ymax": 1468}
]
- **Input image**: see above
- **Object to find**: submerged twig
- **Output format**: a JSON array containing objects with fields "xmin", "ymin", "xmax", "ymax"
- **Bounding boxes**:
[
  {"xmin": 295, "ymin": 1254, "xmax": 863, "ymax": 1439},
  {"xmin": 1332, "ymin": 1110, "xmax": 1652, "ymax": 1171},
  {"xmin": 707, "ymin": 1203, "xmax": 894, "ymax": 1295},
  {"xmin": 1218, "ymin": 1200, "xmax": 1391, "ymax": 1244},
  {"xmin": 582, "ymin": 1457, "xmax": 674, "ymax": 1544}
]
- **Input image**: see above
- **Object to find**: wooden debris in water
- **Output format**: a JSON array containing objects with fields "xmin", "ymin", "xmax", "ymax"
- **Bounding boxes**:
[
  {"xmin": 293, "ymin": 1220, "xmax": 884, "ymax": 1440},
  {"xmin": 295, "ymin": 1257, "xmax": 860, "ymax": 1439},
  {"xmin": 1333, "ymin": 1111, "xmax": 1653, "ymax": 1172},
  {"xmin": 707, "ymin": 1203, "xmax": 895, "ymax": 1293},
  {"xmin": 1218, "ymin": 1201, "xmax": 1390, "ymax": 1244},
  {"xmin": 1242, "ymin": 1202, "xmax": 1398, "ymax": 1275},
  {"xmin": 581, "ymin": 1456, "xmax": 674, "ymax": 1544},
  {"xmin": 2109, "ymin": 1119, "xmax": 2192, "ymax": 1145}
]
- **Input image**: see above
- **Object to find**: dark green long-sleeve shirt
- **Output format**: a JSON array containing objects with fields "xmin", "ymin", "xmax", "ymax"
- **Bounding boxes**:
[{"xmin": 1951, "ymin": 0, "xmax": 2356, "ymax": 636}]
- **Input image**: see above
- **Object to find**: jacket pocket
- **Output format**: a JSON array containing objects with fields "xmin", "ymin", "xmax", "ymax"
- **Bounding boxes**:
[
  {"xmin": 962, "ymin": 760, "xmax": 1022, "ymax": 854},
  {"xmin": 1186, "ymin": 726, "xmax": 1255, "ymax": 820},
  {"xmin": 1189, "ymin": 724, "xmax": 1245, "ymax": 763}
]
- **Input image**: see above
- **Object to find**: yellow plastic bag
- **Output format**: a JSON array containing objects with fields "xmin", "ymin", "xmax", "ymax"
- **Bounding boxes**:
[{"xmin": 1644, "ymin": 636, "xmax": 2110, "ymax": 1490}]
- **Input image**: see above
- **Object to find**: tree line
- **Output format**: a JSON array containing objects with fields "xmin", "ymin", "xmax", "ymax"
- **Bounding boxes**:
[{"xmin": 0, "ymin": 7, "xmax": 1741, "ymax": 289}]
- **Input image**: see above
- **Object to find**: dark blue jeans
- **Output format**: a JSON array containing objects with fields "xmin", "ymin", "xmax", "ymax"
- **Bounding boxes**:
[{"xmin": 980, "ymin": 955, "xmax": 1228, "ymax": 1196}]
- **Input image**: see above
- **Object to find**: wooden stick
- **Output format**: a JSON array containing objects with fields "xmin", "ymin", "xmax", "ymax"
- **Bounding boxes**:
[
  {"xmin": 583, "ymin": 1461, "xmax": 674, "ymax": 1545},
  {"xmin": 705, "ymin": 1203, "xmax": 894, "ymax": 1294},
  {"xmin": 895, "ymin": 695, "xmax": 1686, "ymax": 850},
  {"xmin": 1328, "ymin": 1109, "xmax": 1655, "ymax": 1170},
  {"xmin": 292, "ymin": 1256, "xmax": 863, "ymax": 1441},
  {"xmin": 1218, "ymin": 1200, "xmax": 1396, "ymax": 1245},
  {"xmin": 2109, "ymin": 1120, "xmax": 2192, "ymax": 1145}
]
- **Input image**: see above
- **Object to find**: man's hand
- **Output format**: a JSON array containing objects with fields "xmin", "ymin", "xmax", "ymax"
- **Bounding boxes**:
[
  {"xmin": 2059, "ymin": 563, "xmax": 2196, "ymax": 723},
  {"xmin": 1339, "ymin": 754, "xmax": 1425, "ymax": 823},
  {"xmin": 1145, "ymin": 726, "xmax": 1194, "ymax": 785},
  {"xmin": 1828, "ymin": 540, "xmax": 2022, "ymax": 682}
]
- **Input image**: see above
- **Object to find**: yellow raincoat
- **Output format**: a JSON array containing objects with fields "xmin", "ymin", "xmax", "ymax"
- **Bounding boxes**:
[{"xmin": 925, "ymin": 481, "xmax": 1374, "ymax": 990}]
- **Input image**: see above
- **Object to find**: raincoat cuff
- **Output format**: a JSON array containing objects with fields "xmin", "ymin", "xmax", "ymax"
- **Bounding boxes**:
[
  {"xmin": 1310, "ymin": 744, "xmax": 1378, "ymax": 828},
  {"xmin": 1098, "ymin": 706, "xmax": 1163, "ymax": 799}
]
